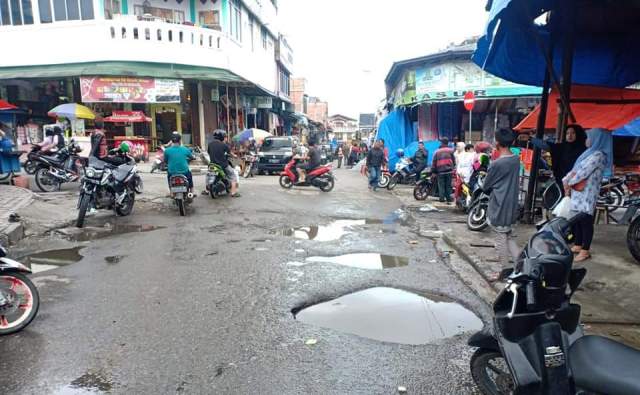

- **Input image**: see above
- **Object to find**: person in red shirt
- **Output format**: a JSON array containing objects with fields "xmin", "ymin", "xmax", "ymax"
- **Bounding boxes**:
[{"xmin": 432, "ymin": 137, "xmax": 456, "ymax": 203}]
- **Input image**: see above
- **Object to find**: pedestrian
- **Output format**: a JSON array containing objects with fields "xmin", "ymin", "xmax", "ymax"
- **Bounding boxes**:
[
  {"xmin": 454, "ymin": 141, "xmax": 465, "ymax": 165},
  {"xmin": 366, "ymin": 140, "xmax": 385, "ymax": 191},
  {"xmin": 457, "ymin": 144, "xmax": 476, "ymax": 184},
  {"xmin": 336, "ymin": 144, "xmax": 344, "ymax": 168},
  {"xmin": 531, "ymin": 124, "xmax": 587, "ymax": 195},
  {"xmin": 348, "ymin": 141, "xmax": 359, "ymax": 166},
  {"xmin": 563, "ymin": 128, "xmax": 612, "ymax": 262},
  {"xmin": 412, "ymin": 141, "xmax": 428, "ymax": 175},
  {"xmin": 482, "ymin": 128, "xmax": 521, "ymax": 279},
  {"xmin": 432, "ymin": 137, "xmax": 456, "ymax": 203},
  {"xmin": 89, "ymin": 121, "xmax": 108, "ymax": 159}
]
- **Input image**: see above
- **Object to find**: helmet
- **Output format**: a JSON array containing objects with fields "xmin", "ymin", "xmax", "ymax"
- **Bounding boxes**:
[
  {"xmin": 119, "ymin": 142, "xmax": 130, "ymax": 153},
  {"xmin": 171, "ymin": 133, "xmax": 181, "ymax": 143},
  {"xmin": 214, "ymin": 130, "xmax": 227, "ymax": 141},
  {"xmin": 396, "ymin": 149, "xmax": 405, "ymax": 158}
]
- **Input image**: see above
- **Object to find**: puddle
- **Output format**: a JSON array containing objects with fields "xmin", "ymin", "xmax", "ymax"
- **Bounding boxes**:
[
  {"xmin": 59, "ymin": 224, "xmax": 164, "ymax": 242},
  {"xmin": 54, "ymin": 371, "xmax": 115, "ymax": 394},
  {"xmin": 23, "ymin": 247, "xmax": 85, "ymax": 267},
  {"xmin": 277, "ymin": 219, "xmax": 383, "ymax": 241},
  {"xmin": 105, "ymin": 255, "xmax": 125, "ymax": 264},
  {"xmin": 294, "ymin": 287, "xmax": 483, "ymax": 345},
  {"xmin": 305, "ymin": 253, "xmax": 409, "ymax": 270}
]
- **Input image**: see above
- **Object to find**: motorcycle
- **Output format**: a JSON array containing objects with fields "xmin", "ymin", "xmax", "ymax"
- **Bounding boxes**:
[
  {"xmin": 0, "ymin": 244, "xmax": 39, "ymax": 335},
  {"xmin": 363, "ymin": 165, "xmax": 391, "ymax": 189},
  {"xmin": 456, "ymin": 174, "xmax": 474, "ymax": 213},
  {"xmin": 206, "ymin": 162, "xmax": 231, "ymax": 198},
  {"xmin": 413, "ymin": 167, "xmax": 435, "ymax": 201},
  {"xmin": 76, "ymin": 155, "xmax": 140, "ymax": 228},
  {"xmin": 169, "ymin": 174, "xmax": 194, "ymax": 216},
  {"xmin": 32, "ymin": 141, "xmax": 86, "ymax": 192},
  {"xmin": 279, "ymin": 159, "xmax": 335, "ymax": 192},
  {"xmin": 150, "ymin": 146, "xmax": 167, "ymax": 173},
  {"xmin": 468, "ymin": 214, "xmax": 640, "ymax": 395},
  {"xmin": 242, "ymin": 152, "xmax": 258, "ymax": 178},
  {"xmin": 467, "ymin": 171, "xmax": 489, "ymax": 231},
  {"xmin": 387, "ymin": 158, "xmax": 417, "ymax": 190}
]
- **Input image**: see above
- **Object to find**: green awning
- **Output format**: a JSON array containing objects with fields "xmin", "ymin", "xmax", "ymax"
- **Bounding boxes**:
[{"xmin": 0, "ymin": 61, "xmax": 245, "ymax": 82}]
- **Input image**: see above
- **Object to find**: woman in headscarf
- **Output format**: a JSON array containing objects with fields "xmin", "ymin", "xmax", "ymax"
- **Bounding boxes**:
[
  {"xmin": 563, "ymin": 128, "xmax": 613, "ymax": 262},
  {"xmin": 532, "ymin": 124, "xmax": 587, "ymax": 193}
]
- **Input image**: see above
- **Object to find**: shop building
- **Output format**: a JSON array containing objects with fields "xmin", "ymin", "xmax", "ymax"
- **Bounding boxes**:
[
  {"xmin": 0, "ymin": 0, "xmax": 294, "ymax": 148},
  {"xmin": 384, "ymin": 38, "xmax": 541, "ymax": 143}
]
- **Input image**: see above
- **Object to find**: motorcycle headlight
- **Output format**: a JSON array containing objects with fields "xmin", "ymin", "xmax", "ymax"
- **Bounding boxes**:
[
  {"xmin": 258, "ymin": 152, "xmax": 265, "ymax": 157},
  {"xmin": 85, "ymin": 168, "xmax": 95, "ymax": 178}
]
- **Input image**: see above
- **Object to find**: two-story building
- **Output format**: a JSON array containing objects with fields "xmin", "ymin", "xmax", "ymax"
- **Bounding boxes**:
[
  {"xmin": 328, "ymin": 114, "xmax": 357, "ymax": 142},
  {"xmin": 0, "ymin": 0, "xmax": 294, "ymax": 147}
]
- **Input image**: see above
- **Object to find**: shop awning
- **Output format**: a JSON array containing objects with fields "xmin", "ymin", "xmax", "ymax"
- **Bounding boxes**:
[
  {"xmin": 0, "ymin": 61, "xmax": 245, "ymax": 82},
  {"xmin": 514, "ymin": 85, "xmax": 640, "ymax": 132},
  {"xmin": 104, "ymin": 111, "xmax": 152, "ymax": 123}
]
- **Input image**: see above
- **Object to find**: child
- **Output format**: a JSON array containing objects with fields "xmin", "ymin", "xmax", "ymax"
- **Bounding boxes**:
[{"xmin": 482, "ymin": 128, "xmax": 521, "ymax": 279}]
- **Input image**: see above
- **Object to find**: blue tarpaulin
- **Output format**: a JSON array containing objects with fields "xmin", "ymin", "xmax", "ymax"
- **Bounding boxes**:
[
  {"xmin": 613, "ymin": 118, "xmax": 640, "ymax": 137},
  {"xmin": 473, "ymin": 0, "xmax": 640, "ymax": 88}
]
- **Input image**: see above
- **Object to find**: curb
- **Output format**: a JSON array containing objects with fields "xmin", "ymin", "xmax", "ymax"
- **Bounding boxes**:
[{"xmin": 0, "ymin": 222, "xmax": 24, "ymax": 246}]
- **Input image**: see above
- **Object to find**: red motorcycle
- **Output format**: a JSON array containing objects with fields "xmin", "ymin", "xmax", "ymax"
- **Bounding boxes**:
[{"xmin": 279, "ymin": 158, "xmax": 335, "ymax": 192}]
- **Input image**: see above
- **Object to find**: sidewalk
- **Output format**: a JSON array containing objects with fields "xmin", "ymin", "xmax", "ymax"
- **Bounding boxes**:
[
  {"xmin": 394, "ymin": 186, "xmax": 640, "ymax": 349},
  {"xmin": 0, "ymin": 185, "xmax": 33, "ymax": 244}
]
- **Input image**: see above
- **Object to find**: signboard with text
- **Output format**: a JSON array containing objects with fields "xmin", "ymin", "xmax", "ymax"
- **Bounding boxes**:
[
  {"xmin": 414, "ymin": 61, "xmax": 541, "ymax": 102},
  {"xmin": 80, "ymin": 77, "xmax": 182, "ymax": 103}
]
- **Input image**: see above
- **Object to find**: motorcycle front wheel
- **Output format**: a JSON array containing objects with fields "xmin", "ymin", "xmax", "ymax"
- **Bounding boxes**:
[
  {"xmin": 470, "ymin": 348, "xmax": 514, "ymax": 395},
  {"xmin": 115, "ymin": 192, "xmax": 135, "ymax": 217},
  {"xmin": 0, "ymin": 272, "xmax": 40, "ymax": 336},
  {"xmin": 279, "ymin": 175, "xmax": 293, "ymax": 189},
  {"xmin": 467, "ymin": 201, "xmax": 489, "ymax": 232},
  {"xmin": 413, "ymin": 183, "xmax": 431, "ymax": 201},
  {"xmin": 626, "ymin": 215, "xmax": 640, "ymax": 264},
  {"xmin": 378, "ymin": 173, "xmax": 390, "ymax": 188},
  {"xmin": 35, "ymin": 168, "xmax": 61, "ymax": 192},
  {"xmin": 76, "ymin": 193, "xmax": 91, "ymax": 228},
  {"xmin": 387, "ymin": 174, "xmax": 400, "ymax": 190}
]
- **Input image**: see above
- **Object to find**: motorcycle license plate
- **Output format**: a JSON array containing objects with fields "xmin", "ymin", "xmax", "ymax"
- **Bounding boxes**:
[
  {"xmin": 171, "ymin": 186, "xmax": 188, "ymax": 193},
  {"xmin": 269, "ymin": 159, "xmax": 280, "ymax": 163}
]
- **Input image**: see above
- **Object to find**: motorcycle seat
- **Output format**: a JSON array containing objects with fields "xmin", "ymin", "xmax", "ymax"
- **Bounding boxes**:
[{"xmin": 570, "ymin": 335, "xmax": 640, "ymax": 395}]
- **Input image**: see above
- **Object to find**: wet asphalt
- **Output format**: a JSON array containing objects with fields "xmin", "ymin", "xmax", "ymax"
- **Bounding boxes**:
[{"xmin": 1, "ymin": 167, "xmax": 490, "ymax": 394}]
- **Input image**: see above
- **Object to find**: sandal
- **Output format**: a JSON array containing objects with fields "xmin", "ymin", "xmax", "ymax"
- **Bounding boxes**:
[
  {"xmin": 571, "ymin": 246, "xmax": 582, "ymax": 254},
  {"xmin": 574, "ymin": 251, "xmax": 592, "ymax": 262},
  {"xmin": 231, "ymin": 193, "xmax": 241, "ymax": 198}
]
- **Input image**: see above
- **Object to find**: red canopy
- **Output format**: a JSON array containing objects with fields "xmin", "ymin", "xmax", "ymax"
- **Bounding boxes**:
[
  {"xmin": 0, "ymin": 100, "xmax": 17, "ymax": 111},
  {"xmin": 514, "ymin": 85, "xmax": 640, "ymax": 132},
  {"xmin": 103, "ymin": 110, "xmax": 151, "ymax": 123}
]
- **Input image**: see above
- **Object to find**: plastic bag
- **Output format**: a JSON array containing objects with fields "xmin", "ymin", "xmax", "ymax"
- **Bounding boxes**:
[{"xmin": 552, "ymin": 196, "xmax": 572, "ymax": 218}]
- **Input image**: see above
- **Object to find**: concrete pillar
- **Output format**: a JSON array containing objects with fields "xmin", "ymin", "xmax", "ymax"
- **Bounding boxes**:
[
  {"xmin": 197, "ymin": 82, "xmax": 205, "ymax": 149},
  {"xmin": 124, "ymin": 103, "xmax": 133, "ymax": 136}
]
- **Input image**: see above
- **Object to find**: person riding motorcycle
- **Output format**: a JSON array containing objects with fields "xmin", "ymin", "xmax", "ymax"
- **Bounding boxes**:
[
  {"xmin": 207, "ymin": 130, "xmax": 240, "ymax": 197},
  {"xmin": 164, "ymin": 133, "xmax": 194, "ymax": 193},
  {"xmin": 296, "ymin": 140, "xmax": 322, "ymax": 183},
  {"xmin": 38, "ymin": 126, "xmax": 65, "ymax": 154}
]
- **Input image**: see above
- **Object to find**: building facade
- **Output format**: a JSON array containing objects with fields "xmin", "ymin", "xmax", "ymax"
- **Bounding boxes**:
[
  {"xmin": 328, "ymin": 114, "xmax": 357, "ymax": 142},
  {"xmin": 0, "ymin": 0, "xmax": 294, "ymax": 148},
  {"xmin": 306, "ymin": 96, "xmax": 328, "ymax": 127}
]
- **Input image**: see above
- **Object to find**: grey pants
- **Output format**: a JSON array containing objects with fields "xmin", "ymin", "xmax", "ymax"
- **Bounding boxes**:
[{"xmin": 494, "ymin": 228, "xmax": 520, "ymax": 270}]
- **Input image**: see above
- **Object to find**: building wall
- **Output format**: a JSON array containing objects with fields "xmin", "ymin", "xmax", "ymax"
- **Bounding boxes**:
[
  {"xmin": 290, "ymin": 78, "xmax": 306, "ymax": 113},
  {"xmin": 307, "ymin": 99, "xmax": 328, "ymax": 126}
]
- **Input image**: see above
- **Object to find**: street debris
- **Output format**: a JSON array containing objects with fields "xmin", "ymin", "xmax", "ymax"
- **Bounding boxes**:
[
  {"xmin": 418, "ymin": 204, "xmax": 442, "ymax": 213},
  {"xmin": 398, "ymin": 386, "xmax": 408, "ymax": 393},
  {"xmin": 305, "ymin": 338, "xmax": 318, "ymax": 346}
]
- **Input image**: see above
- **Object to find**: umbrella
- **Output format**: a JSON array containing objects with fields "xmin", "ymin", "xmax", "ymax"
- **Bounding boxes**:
[
  {"xmin": 473, "ymin": 0, "xmax": 640, "ymax": 88},
  {"xmin": 48, "ymin": 103, "xmax": 96, "ymax": 120},
  {"xmin": 0, "ymin": 100, "xmax": 17, "ymax": 111},
  {"xmin": 233, "ymin": 128, "xmax": 272, "ymax": 142}
]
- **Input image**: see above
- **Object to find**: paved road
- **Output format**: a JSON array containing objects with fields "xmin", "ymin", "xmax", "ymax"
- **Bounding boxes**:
[{"xmin": 1, "ymin": 167, "xmax": 490, "ymax": 394}]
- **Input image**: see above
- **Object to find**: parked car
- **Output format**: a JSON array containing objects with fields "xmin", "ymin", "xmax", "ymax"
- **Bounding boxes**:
[{"xmin": 257, "ymin": 137, "xmax": 295, "ymax": 174}]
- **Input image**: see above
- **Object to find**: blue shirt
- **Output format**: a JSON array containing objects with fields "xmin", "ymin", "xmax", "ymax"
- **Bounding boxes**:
[{"xmin": 164, "ymin": 145, "xmax": 192, "ymax": 175}]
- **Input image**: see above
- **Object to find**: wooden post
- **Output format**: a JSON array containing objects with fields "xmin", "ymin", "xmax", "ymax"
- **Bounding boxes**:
[
  {"xmin": 235, "ymin": 86, "xmax": 240, "ymax": 135},
  {"xmin": 225, "ymin": 83, "xmax": 230, "ymax": 133}
]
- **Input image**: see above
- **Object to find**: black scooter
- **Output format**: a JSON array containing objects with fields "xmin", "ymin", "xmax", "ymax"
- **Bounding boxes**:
[{"xmin": 469, "ymin": 214, "xmax": 640, "ymax": 395}]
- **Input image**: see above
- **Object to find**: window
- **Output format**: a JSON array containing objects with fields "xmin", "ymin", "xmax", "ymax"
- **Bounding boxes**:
[
  {"xmin": 121, "ymin": 26, "xmax": 126, "ymax": 38},
  {"xmin": 133, "ymin": 27, "xmax": 139, "ymax": 39},
  {"xmin": 230, "ymin": 0, "xmax": 241, "ymax": 42},
  {"xmin": 65, "ymin": 0, "xmax": 80, "ymax": 20},
  {"xmin": 144, "ymin": 27, "xmax": 150, "ymax": 40},
  {"xmin": 261, "ymin": 26, "xmax": 267, "ymax": 50},
  {"xmin": 0, "ymin": 0, "xmax": 34, "ymax": 25},
  {"xmin": 248, "ymin": 15, "xmax": 254, "ymax": 51},
  {"xmin": 38, "ymin": 0, "xmax": 51, "ymax": 22},
  {"xmin": 168, "ymin": 30, "xmax": 172, "ymax": 42},
  {"xmin": 133, "ymin": 5, "xmax": 183, "ymax": 23},
  {"xmin": 103, "ymin": 0, "xmax": 119, "ymax": 19},
  {"xmin": 208, "ymin": 35, "xmax": 212, "ymax": 47},
  {"xmin": 179, "ymin": 31, "xmax": 183, "ymax": 43},
  {"xmin": 199, "ymin": 33, "xmax": 203, "ymax": 46},
  {"xmin": 79, "ymin": 0, "xmax": 92, "ymax": 19},
  {"xmin": 198, "ymin": 10, "xmax": 219, "ymax": 28}
]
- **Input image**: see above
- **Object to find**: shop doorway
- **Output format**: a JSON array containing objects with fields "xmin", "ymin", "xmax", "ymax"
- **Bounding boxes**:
[{"xmin": 151, "ymin": 104, "xmax": 182, "ymax": 146}]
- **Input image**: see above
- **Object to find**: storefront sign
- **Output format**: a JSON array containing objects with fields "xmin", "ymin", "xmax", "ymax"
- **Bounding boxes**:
[
  {"xmin": 414, "ymin": 61, "xmax": 541, "ymax": 102},
  {"xmin": 255, "ymin": 96, "xmax": 273, "ymax": 109},
  {"xmin": 392, "ymin": 70, "xmax": 416, "ymax": 106},
  {"xmin": 80, "ymin": 77, "xmax": 181, "ymax": 103},
  {"xmin": 211, "ymin": 88, "xmax": 220, "ymax": 102}
]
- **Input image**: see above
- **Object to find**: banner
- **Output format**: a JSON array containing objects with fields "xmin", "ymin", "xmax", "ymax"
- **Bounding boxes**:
[
  {"xmin": 80, "ymin": 77, "xmax": 181, "ymax": 103},
  {"xmin": 415, "ymin": 61, "xmax": 541, "ymax": 102}
]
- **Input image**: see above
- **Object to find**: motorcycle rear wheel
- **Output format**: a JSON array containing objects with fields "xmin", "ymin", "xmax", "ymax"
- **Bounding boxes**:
[
  {"xmin": 0, "ymin": 272, "xmax": 40, "ymax": 336},
  {"xmin": 467, "ymin": 201, "xmax": 489, "ymax": 232},
  {"xmin": 319, "ymin": 175, "xmax": 335, "ymax": 192},
  {"xmin": 76, "ymin": 193, "xmax": 91, "ymax": 228},
  {"xmin": 626, "ymin": 216, "xmax": 640, "ymax": 264},
  {"xmin": 23, "ymin": 160, "xmax": 37, "ymax": 175},
  {"xmin": 35, "ymin": 168, "xmax": 61, "ymax": 192},
  {"xmin": 470, "ymin": 348, "xmax": 514, "ymax": 395},
  {"xmin": 176, "ymin": 198, "xmax": 186, "ymax": 216},
  {"xmin": 387, "ymin": 174, "xmax": 400, "ymax": 190},
  {"xmin": 378, "ymin": 173, "xmax": 390, "ymax": 188}
]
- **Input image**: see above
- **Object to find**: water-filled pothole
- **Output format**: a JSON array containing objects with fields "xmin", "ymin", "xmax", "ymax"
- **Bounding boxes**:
[
  {"xmin": 58, "ymin": 224, "xmax": 165, "ymax": 242},
  {"xmin": 305, "ymin": 253, "xmax": 409, "ymax": 270},
  {"xmin": 294, "ymin": 287, "xmax": 483, "ymax": 345},
  {"xmin": 276, "ymin": 220, "xmax": 380, "ymax": 241},
  {"xmin": 22, "ymin": 247, "xmax": 85, "ymax": 273}
]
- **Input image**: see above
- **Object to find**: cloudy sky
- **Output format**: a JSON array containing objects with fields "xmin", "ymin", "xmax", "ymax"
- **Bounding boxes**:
[{"xmin": 278, "ymin": 0, "xmax": 489, "ymax": 118}]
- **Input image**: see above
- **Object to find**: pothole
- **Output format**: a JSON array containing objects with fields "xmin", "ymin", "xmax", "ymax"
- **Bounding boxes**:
[
  {"xmin": 305, "ymin": 253, "xmax": 409, "ymax": 270},
  {"xmin": 276, "ymin": 220, "xmax": 378, "ymax": 241},
  {"xmin": 56, "ymin": 370, "xmax": 115, "ymax": 393},
  {"xmin": 22, "ymin": 247, "xmax": 85, "ymax": 273},
  {"xmin": 56, "ymin": 224, "xmax": 165, "ymax": 242},
  {"xmin": 293, "ymin": 287, "xmax": 483, "ymax": 345},
  {"xmin": 105, "ymin": 255, "xmax": 126, "ymax": 264}
]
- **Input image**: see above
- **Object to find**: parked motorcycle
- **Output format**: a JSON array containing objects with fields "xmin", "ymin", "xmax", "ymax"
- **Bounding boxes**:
[
  {"xmin": 598, "ymin": 176, "xmax": 626, "ymax": 212},
  {"xmin": 456, "ymin": 175, "xmax": 474, "ymax": 213},
  {"xmin": 76, "ymin": 155, "xmax": 139, "ymax": 228},
  {"xmin": 0, "ymin": 244, "xmax": 39, "ymax": 335},
  {"xmin": 32, "ymin": 141, "xmax": 86, "ymax": 192},
  {"xmin": 467, "ymin": 171, "xmax": 489, "ymax": 231},
  {"xmin": 387, "ymin": 158, "xmax": 417, "ymax": 190},
  {"xmin": 363, "ymin": 165, "xmax": 391, "ymax": 189},
  {"xmin": 468, "ymin": 214, "xmax": 640, "ymax": 395},
  {"xmin": 242, "ymin": 152, "xmax": 258, "ymax": 178},
  {"xmin": 206, "ymin": 162, "xmax": 231, "ymax": 198},
  {"xmin": 279, "ymin": 159, "xmax": 335, "ymax": 192},
  {"xmin": 413, "ymin": 167, "xmax": 434, "ymax": 200},
  {"xmin": 150, "ymin": 146, "xmax": 167, "ymax": 173},
  {"xmin": 169, "ymin": 174, "xmax": 193, "ymax": 216}
]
